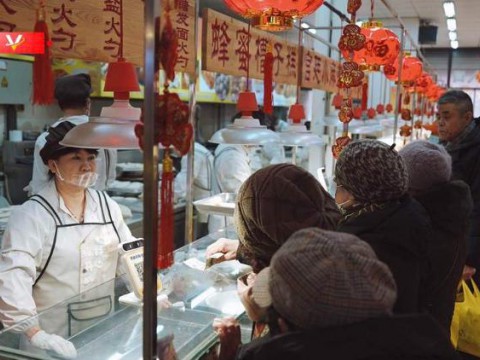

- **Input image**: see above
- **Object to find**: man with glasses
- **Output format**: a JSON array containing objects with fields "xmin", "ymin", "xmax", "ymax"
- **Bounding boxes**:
[{"xmin": 438, "ymin": 90, "xmax": 480, "ymax": 281}]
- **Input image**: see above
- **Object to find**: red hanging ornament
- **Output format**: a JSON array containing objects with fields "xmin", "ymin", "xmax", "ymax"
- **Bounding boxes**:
[
  {"xmin": 339, "ymin": 99, "xmax": 353, "ymax": 123},
  {"xmin": 337, "ymin": 62, "xmax": 365, "ymax": 88},
  {"xmin": 32, "ymin": 1, "xmax": 54, "ymax": 105},
  {"xmin": 367, "ymin": 107, "xmax": 376, "ymax": 119},
  {"xmin": 353, "ymin": 107, "xmax": 363, "ymax": 119},
  {"xmin": 332, "ymin": 93, "xmax": 344, "ymax": 109},
  {"xmin": 332, "ymin": 136, "xmax": 352, "ymax": 159},
  {"xmin": 338, "ymin": 24, "xmax": 366, "ymax": 54},
  {"xmin": 401, "ymin": 108, "xmax": 412, "ymax": 121},
  {"xmin": 342, "ymin": 21, "xmax": 400, "ymax": 72},
  {"xmin": 361, "ymin": 81, "xmax": 368, "ymax": 111},
  {"xmin": 414, "ymin": 120, "xmax": 423, "ymax": 129},
  {"xmin": 223, "ymin": 0, "xmax": 325, "ymax": 31},
  {"xmin": 376, "ymin": 104, "xmax": 385, "ymax": 114},
  {"xmin": 263, "ymin": 47, "xmax": 273, "ymax": 115},
  {"xmin": 386, "ymin": 103, "xmax": 393, "ymax": 113},
  {"xmin": 384, "ymin": 53, "xmax": 423, "ymax": 86},
  {"xmin": 414, "ymin": 107, "xmax": 422, "ymax": 116},
  {"xmin": 400, "ymin": 124, "xmax": 412, "ymax": 137},
  {"xmin": 347, "ymin": 0, "xmax": 362, "ymax": 15}
]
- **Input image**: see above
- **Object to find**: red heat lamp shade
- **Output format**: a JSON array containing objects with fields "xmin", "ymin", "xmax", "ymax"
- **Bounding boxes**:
[
  {"xmin": 288, "ymin": 103, "xmax": 306, "ymax": 124},
  {"xmin": 385, "ymin": 54, "xmax": 423, "ymax": 86},
  {"xmin": 237, "ymin": 91, "xmax": 259, "ymax": 115},
  {"xmin": 342, "ymin": 21, "xmax": 400, "ymax": 72},
  {"xmin": 223, "ymin": 0, "xmax": 324, "ymax": 31},
  {"xmin": 104, "ymin": 58, "xmax": 140, "ymax": 100}
]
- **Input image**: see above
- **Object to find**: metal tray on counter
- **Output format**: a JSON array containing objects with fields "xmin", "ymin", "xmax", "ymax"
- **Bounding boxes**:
[{"xmin": 193, "ymin": 193, "xmax": 236, "ymax": 217}]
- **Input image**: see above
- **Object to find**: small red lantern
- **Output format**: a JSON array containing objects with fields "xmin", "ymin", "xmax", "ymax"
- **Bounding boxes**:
[
  {"xmin": 224, "ymin": 0, "xmax": 325, "ymax": 31},
  {"xmin": 386, "ymin": 103, "xmax": 393, "ymax": 113},
  {"xmin": 367, "ymin": 107, "xmax": 376, "ymax": 119},
  {"xmin": 376, "ymin": 104, "xmax": 385, "ymax": 115},
  {"xmin": 341, "ymin": 21, "xmax": 400, "ymax": 72},
  {"xmin": 384, "ymin": 53, "xmax": 423, "ymax": 86}
]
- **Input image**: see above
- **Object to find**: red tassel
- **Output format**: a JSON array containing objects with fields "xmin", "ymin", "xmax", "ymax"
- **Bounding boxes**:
[
  {"xmin": 361, "ymin": 81, "xmax": 368, "ymax": 111},
  {"xmin": 157, "ymin": 152, "xmax": 174, "ymax": 269},
  {"xmin": 263, "ymin": 51, "xmax": 273, "ymax": 115},
  {"xmin": 33, "ymin": 5, "xmax": 54, "ymax": 105}
]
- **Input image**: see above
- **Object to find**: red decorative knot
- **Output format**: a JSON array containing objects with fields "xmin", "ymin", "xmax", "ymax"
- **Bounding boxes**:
[
  {"xmin": 339, "ymin": 99, "xmax": 353, "ymax": 123},
  {"xmin": 338, "ymin": 24, "xmax": 366, "ymax": 54},
  {"xmin": 342, "ymin": 21, "xmax": 400, "ymax": 72},
  {"xmin": 332, "ymin": 136, "xmax": 352, "ymax": 159},
  {"xmin": 337, "ymin": 61, "xmax": 365, "ymax": 89},
  {"xmin": 347, "ymin": 0, "xmax": 362, "ymax": 15},
  {"xmin": 400, "ymin": 124, "xmax": 412, "ymax": 137},
  {"xmin": 367, "ymin": 107, "xmax": 376, "ymax": 119},
  {"xmin": 376, "ymin": 104, "xmax": 385, "ymax": 114},
  {"xmin": 401, "ymin": 108, "xmax": 412, "ymax": 121}
]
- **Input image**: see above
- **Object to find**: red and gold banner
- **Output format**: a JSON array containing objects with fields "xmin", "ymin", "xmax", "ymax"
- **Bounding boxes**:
[{"xmin": 0, "ymin": 0, "xmax": 196, "ymax": 74}]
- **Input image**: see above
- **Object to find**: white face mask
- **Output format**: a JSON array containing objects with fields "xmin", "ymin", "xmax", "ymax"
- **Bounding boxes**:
[{"xmin": 54, "ymin": 162, "xmax": 98, "ymax": 188}]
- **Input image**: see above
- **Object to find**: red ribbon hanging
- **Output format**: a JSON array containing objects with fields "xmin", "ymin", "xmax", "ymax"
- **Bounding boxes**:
[{"xmin": 263, "ymin": 50, "xmax": 273, "ymax": 115}]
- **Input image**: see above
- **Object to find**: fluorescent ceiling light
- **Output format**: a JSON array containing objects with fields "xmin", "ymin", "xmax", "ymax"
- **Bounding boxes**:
[
  {"xmin": 451, "ymin": 40, "xmax": 459, "ymax": 49},
  {"xmin": 308, "ymin": 28, "xmax": 317, "ymax": 34},
  {"xmin": 449, "ymin": 31, "xmax": 457, "ymax": 41},
  {"xmin": 447, "ymin": 18, "xmax": 457, "ymax": 31},
  {"xmin": 301, "ymin": 22, "xmax": 310, "ymax": 29},
  {"xmin": 443, "ymin": 2, "xmax": 455, "ymax": 18}
]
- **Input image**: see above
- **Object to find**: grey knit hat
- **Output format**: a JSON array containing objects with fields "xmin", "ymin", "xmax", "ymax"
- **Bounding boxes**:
[
  {"xmin": 235, "ymin": 164, "xmax": 341, "ymax": 273},
  {"xmin": 398, "ymin": 140, "xmax": 452, "ymax": 192},
  {"xmin": 335, "ymin": 139, "xmax": 409, "ymax": 204},
  {"xmin": 252, "ymin": 228, "xmax": 397, "ymax": 329}
]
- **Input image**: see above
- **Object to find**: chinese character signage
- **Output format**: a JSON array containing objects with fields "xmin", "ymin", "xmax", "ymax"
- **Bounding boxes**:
[
  {"xmin": 202, "ymin": 9, "xmax": 298, "ymax": 86},
  {"xmin": 0, "ymin": 0, "xmax": 196, "ymax": 75},
  {"xmin": 300, "ymin": 47, "xmax": 342, "ymax": 93}
]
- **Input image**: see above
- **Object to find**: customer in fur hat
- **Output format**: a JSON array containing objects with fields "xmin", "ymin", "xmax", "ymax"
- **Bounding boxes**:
[
  {"xmin": 208, "ymin": 163, "xmax": 340, "ymax": 341},
  {"xmin": 232, "ymin": 228, "xmax": 459, "ymax": 360},
  {"xmin": 334, "ymin": 139, "xmax": 433, "ymax": 314},
  {"xmin": 399, "ymin": 140, "xmax": 472, "ymax": 333}
]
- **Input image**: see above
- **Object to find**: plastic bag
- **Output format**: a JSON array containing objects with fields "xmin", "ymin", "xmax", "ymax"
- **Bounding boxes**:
[{"xmin": 451, "ymin": 279, "xmax": 480, "ymax": 356}]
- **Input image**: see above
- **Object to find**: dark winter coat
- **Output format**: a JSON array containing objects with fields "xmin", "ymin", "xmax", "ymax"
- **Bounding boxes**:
[
  {"xmin": 236, "ymin": 314, "xmax": 460, "ymax": 360},
  {"xmin": 414, "ymin": 180, "xmax": 472, "ymax": 332},
  {"xmin": 444, "ymin": 118, "xmax": 480, "ymax": 270},
  {"xmin": 337, "ymin": 196, "xmax": 431, "ymax": 313}
]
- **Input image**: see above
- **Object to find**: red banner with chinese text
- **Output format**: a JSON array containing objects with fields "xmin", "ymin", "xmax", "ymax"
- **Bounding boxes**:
[{"xmin": 0, "ymin": 0, "xmax": 196, "ymax": 75}]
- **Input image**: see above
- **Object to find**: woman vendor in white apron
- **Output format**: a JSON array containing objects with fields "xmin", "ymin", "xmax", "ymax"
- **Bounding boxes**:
[{"xmin": 0, "ymin": 121, "xmax": 136, "ymax": 359}]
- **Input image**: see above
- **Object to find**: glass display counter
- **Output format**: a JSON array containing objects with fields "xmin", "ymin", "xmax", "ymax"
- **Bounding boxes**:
[{"xmin": 0, "ymin": 229, "xmax": 252, "ymax": 359}]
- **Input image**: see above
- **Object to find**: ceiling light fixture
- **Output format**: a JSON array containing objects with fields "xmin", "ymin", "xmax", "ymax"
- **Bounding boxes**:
[
  {"xmin": 301, "ymin": 22, "xmax": 310, "ymax": 29},
  {"xmin": 451, "ymin": 40, "xmax": 459, "ymax": 49},
  {"xmin": 308, "ymin": 28, "xmax": 317, "ymax": 34},
  {"xmin": 449, "ymin": 31, "xmax": 457, "ymax": 41},
  {"xmin": 447, "ymin": 18, "xmax": 457, "ymax": 31},
  {"xmin": 443, "ymin": 1, "xmax": 455, "ymax": 18}
]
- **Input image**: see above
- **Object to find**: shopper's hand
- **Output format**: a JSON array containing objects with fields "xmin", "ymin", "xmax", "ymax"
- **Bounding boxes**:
[
  {"xmin": 463, "ymin": 265, "xmax": 476, "ymax": 280},
  {"xmin": 29, "ymin": 330, "xmax": 77, "ymax": 359},
  {"xmin": 206, "ymin": 238, "xmax": 239, "ymax": 261},
  {"xmin": 237, "ymin": 273, "xmax": 266, "ymax": 322},
  {"xmin": 213, "ymin": 317, "xmax": 241, "ymax": 360}
]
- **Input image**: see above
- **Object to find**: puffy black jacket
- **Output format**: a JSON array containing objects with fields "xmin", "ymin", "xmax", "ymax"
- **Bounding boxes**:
[
  {"xmin": 237, "ymin": 314, "xmax": 460, "ymax": 360},
  {"xmin": 414, "ymin": 180, "xmax": 472, "ymax": 332},
  {"xmin": 444, "ymin": 118, "xmax": 480, "ymax": 269},
  {"xmin": 337, "ymin": 196, "xmax": 431, "ymax": 313}
]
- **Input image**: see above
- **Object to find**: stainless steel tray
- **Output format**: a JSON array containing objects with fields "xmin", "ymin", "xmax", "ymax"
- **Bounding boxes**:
[{"xmin": 193, "ymin": 193, "xmax": 236, "ymax": 217}]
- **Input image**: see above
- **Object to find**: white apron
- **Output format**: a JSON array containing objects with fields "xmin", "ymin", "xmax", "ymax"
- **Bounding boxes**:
[{"xmin": 29, "ymin": 191, "xmax": 121, "ymax": 338}]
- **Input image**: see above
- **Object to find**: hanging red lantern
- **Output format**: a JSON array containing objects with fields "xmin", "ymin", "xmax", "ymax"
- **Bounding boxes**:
[
  {"xmin": 386, "ymin": 103, "xmax": 393, "ymax": 113},
  {"xmin": 376, "ymin": 104, "xmax": 385, "ymax": 114},
  {"xmin": 384, "ymin": 53, "xmax": 423, "ymax": 86},
  {"xmin": 401, "ymin": 108, "xmax": 412, "ymax": 121},
  {"xmin": 332, "ymin": 93, "xmax": 344, "ymax": 109},
  {"xmin": 341, "ymin": 21, "xmax": 400, "ymax": 72},
  {"xmin": 367, "ymin": 107, "xmax": 376, "ymax": 119},
  {"xmin": 353, "ymin": 107, "xmax": 362, "ymax": 119},
  {"xmin": 400, "ymin": 124, "xmax": 412, "ymax": 137},
  {"xmin": 415, "ymin": 72, "xmax": 433, "ymax": 94},
  {"xmin": 224, "ymin": 0, "xmax": 325, "ymax": 31}
]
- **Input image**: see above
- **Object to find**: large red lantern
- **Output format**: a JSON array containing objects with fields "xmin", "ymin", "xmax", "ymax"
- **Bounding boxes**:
[
  {"xmin": 341, "ymin": 21, "xmax": 400, "ymax": 72},
  {"xmin": 385, "ymin": 53, "xmax": 423, "ymax": 86},
  {"xmin": 223, "ymin": 0, "xmax": 325, "ymax": 31},
  {"xmin": 415, "ymin": 72, "xmax": 433, "ymax": 94}
]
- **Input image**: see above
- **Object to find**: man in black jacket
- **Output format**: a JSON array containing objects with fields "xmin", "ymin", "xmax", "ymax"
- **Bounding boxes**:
[{"xmin": 438, "ymin": 90, "xmax": 480, "ymax": 280}]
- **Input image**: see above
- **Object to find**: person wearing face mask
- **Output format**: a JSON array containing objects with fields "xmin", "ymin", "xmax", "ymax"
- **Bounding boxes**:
[
  {"xmin": 334, "ymin": 139, "xmax": 433, "ymax": 314},
  {"xmin": 26, "ymin": 73, "xmax": 117, "ymax": 196},
  {"xmin": 0, "ymin": 121, "xmax": 136, "ymax": 359}
]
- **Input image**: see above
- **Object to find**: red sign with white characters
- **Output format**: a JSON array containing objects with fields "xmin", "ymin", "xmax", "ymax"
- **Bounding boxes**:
[{"xmin": 0, "ymin": 32, "xmax": 45, "ymax": 54}]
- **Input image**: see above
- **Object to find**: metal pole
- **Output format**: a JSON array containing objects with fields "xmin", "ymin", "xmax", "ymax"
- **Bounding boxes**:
[
  {"xmin": 184, "ymin": 0, "xmax": 199, "ymax": 245},
  {"xmin": 143, "ymin": 0, "xmax": 159, "ymax": 358},
  {"xmin": 393, "ymin": 28, "xmax": 405, "ymax": 145}
]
